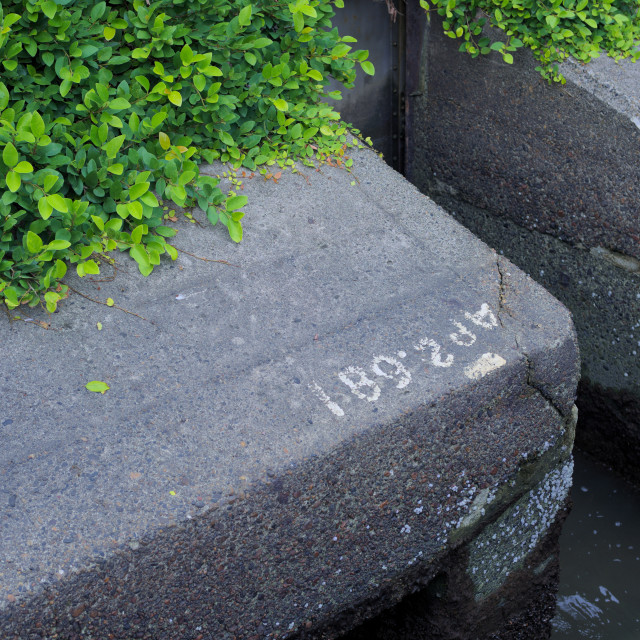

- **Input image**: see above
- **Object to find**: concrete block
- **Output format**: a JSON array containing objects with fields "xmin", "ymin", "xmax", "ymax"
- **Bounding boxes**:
[
  {"xmin": 408, "ymin": 15, "xmax": 639, "ymax": 482},
  {"xmin": 1, "ymin": 147, "xmax": 578, "ymax": 638}
]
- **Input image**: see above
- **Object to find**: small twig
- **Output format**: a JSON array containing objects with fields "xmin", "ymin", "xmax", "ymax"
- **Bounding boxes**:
[
  {"xmin": 66, "ymin": 285, "xmax": 150, "ymax": 322},
  {"xmin": 2, "ymin": 305, "xmax": 55, "ymax": 330},
  {"xmin": 174, "ymin": 247, "xmax": 240, "ymax": 268}
]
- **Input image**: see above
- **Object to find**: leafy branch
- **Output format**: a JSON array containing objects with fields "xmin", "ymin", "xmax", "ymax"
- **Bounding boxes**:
[
  {"xmin": 0, "ymin": 0, "xmax": 375, "ymax": 312},
  {"xmin": 420, "ymin": 0, "xmax": 640, "ymax": 82}
]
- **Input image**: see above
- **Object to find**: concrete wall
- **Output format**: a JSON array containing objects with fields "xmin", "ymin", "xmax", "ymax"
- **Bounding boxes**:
[{"xmin": 407, "ymin": 13, "xmax": 640, "ymax": 483}]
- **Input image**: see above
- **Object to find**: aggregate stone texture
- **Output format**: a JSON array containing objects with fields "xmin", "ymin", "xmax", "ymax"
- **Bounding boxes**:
[
  {"xmin": 431, "ymin": 193, "xmax": 640, "ymax": 483},
  {"xmin": 339, "ymin": 494, "xmax": 570, "ymax": 640},
  {"xmin": 408, "ymin": 16, "xmax": 639, "ymax": 482},
  {"xmin": 0, "ymin": 147, "xmax": 578, "ymax": 639},
  {"xmin": 408, "ymin": 15, "xmax": 640, "ymax": 261}
]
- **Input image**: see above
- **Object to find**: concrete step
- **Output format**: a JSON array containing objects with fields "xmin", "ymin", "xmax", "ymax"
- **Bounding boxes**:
[
  {"xmin": 408, "ymin": 14, "xmax": 640, "ymax": 483},
  {"xmin": 0, "ymin": 146, "xmax": 579, "ymax": 639}
]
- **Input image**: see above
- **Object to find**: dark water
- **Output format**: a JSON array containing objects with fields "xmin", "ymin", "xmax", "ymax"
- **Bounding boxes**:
[{"xmin": 551, "ymin": 452, "xmax": 640, "ymax": 639}]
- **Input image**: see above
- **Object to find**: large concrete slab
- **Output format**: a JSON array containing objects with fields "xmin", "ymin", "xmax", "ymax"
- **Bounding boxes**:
[
  {"xmin": 407, "ymin": 13, "xmax": 639, "ymax": 482},
  {"xmin": 1, "ymin": 146, "xmax": 578, "ymax": 638}
]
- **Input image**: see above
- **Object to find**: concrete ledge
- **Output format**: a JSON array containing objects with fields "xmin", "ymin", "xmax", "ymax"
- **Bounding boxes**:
[
  {"xmin": 408, "ymin": 15, "xmax": 639, "ymax": 482},
  {"xmin": 1, "ymin": 147, "xmax": 578, "ymax": 638}
]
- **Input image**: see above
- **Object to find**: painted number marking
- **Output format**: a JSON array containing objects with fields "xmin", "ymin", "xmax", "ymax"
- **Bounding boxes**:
[
  {"xmin": 309, "ymin": 303, "xmax": 504, "ymax": 417},
  {"xmin": 338, "ymin": 366, "xmax": 381, "ymax": 402},
  {"xmin": 371, "ymin": 356, "xmax": 412, "ymax": 389},
  {"xmin": 464, "ymin": 353, "xmax": 507, "ymax": 380}
]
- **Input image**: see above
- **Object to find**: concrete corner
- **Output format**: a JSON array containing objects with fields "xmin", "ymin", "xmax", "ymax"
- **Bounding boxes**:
[
  {"xmin": 408, "ymin": 14, "xmax": 639, "ymax": 482},
  {"xmin": 1, "ymin": 147, "xmax": 578, "ymax": 638}
]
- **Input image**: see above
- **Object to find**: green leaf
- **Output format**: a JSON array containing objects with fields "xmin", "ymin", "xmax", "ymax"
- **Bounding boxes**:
[
  {"xmin": 31, "ymin": 111, "xmax": 46, "ymax": 137},
  {"xmin": 108, "ymin": 163, "xmax": 124, "ymax": 175},
  {"xmin": 238, "ymin": 5, "xmax": 252, "ymax": 26},
  {"xmin": 86, "ymin": 381, "xmax": 110, "ymax": 394},
  {"xmin": 219, "ymin": 130, "xmax": 235, "ymax": 146},
  {"xmin": 155, "ymin": 226, "xmax": 177, "ymax": 238},
  {"xmin": 42, "ymin": 0, "xmax": 57, "ymax": 19},
  {"xmin": 3, "ymin": 142, "xmax": 19, "ymax": 168},
  {"xmin": 46, "ymin": 239, "xmax": 71, "ymax": 251},
  {"xmin": 273, "ymin": 98, "xmax": 288, "ymax": 111},
  {"xmin": 44, "ymin": 291, "xmax": 61, "ymax": 313},
  {"xmin": 104, "ymin": 134, "xmax": 126, "ymax": 159},
  {"xmin": 361, "ymin": 61, "xmax": 375, "ymax": 76},
  {"xmin": 249, "ymin": 38, "xmax": 273, "ymax": 49},
  {"xmin": 131, "ymin": 224, "xmax": 145, "ymax": 244},
  {"xmin": 91, "ymin": 1, "xmax": 107, "ymax": 21},
  {"xmin": 159, "ymin": 131, "xmax": 171, "ymax": 150},
  {"xmin": 168, "ymin": 91, "xmax": 182, "ymax": 107},
  {"xmin": 104, "ymin": 26, "xmax": 116, "ymax": 40},
  {"xmin": 331, "ymin": 44, "xmax": 352, "ymax": 58},
  {"xmin": 60, "ymin": 79, "xmax": 72, "ymax": 98},
  {"xmin": 43, "ymin": 174, "xmax": 58, "ymax": 192},
  {"xmin": 227, "ymin": 219, "xmax": 243, "ymax": 243},
  {"xmin": 6, "ymin": 171, "xmax": 20, "ymax": 192},
  {"xmin": 26, "ymin": 231, "xmax": 43, "ymax": 253},
  {"xmin": 140, "ymin": 191, "xmax": 159, "ymax": 207},
  {"xmin": 130, "ymin": 243, "xmax": 150, "ymax": 267},
  {"xmin": 92, "ymin": 215, "xmax": 105, "ymax": 231},
  {"xmin": 127, "ymin": 201, "xmax": 144, "ymax": 219},
  {"xmin": 109, "ymin": 98, "xmax": 131, "ymax": 111},
  {"xmin": 14, "ymin": 161, "xmax": 34, "ymax": 174},
  {"xmin": 47, "ymin": 194, "xmax": 68, "ymax": 213},
  {"xmin": 55, "ymin": 259, "xmax": 67, "ymax": 278},
  {"xmin": 81, "ymin": 260, "xmax": 100, "ymax": 275},
  {"xmin": 178, "ymin": 170, "xmax": 196, "ymax": 186},
  {"xmin": 180, "ymin": 44, "xmax": 194, "ymax": 66},
  {"xmin": 38, "ymin": 197, "xmax": 53, "ymax": 220},
  {"xmin": 193, "ymin": 74, "xmax": 206, "ymax": 92},
  {"xmin": 129, "ymin": 182, "xmax": 150, "ymax": 200},
  {"xmin": 546, "ymin": 15, "xmax": 560, "ymax": 28},
  {"xmin": 226, "ymin": 195, "xmax": 248, "ymax": 211},
  {"xmin": 0, "ymin": 82, "xmax": 9, "ymax": 111}
]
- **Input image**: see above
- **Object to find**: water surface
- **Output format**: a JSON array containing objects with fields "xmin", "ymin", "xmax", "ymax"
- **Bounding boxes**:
[{"xmin": 551, "ymin": 451, "xmax": 640, "ymax": 639}]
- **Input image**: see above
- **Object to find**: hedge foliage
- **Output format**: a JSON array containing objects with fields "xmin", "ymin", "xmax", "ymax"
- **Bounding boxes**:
[
  {"xmin": 0, "ymin": 0, "xmax": 372, "ymax": 312},
  {"xmin": 421, "ymin": 0, "xmax": 640, "ymax": 82}
]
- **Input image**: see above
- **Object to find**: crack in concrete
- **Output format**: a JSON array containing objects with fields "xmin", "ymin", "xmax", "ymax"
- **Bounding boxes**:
[
  {"xmin": 522, "ymin": 352, "xmax": 566, "ymax": 420},
  {"xmin": 495, "ymin": 256, "xmax": 510, "ymax": 329}
]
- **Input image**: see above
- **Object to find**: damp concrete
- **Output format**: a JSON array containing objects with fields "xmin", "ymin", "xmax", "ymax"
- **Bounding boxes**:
[
  {"xmin": 408, "ymin": 14, "xmax": 640, "ymax": 483},
  {"xmin": 1, "ymin": 146, "xmax": 578, "ymax": 638}
]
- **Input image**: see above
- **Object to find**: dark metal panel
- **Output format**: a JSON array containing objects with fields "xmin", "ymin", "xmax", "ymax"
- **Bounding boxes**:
[{"xmin": 328, "ymin": 0, "xmax": 404, "ymax": 169}]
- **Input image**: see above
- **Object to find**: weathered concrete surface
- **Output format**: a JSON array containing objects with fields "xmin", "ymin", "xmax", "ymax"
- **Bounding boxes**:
[
  {"xmin": 341, "ymin": 471, "xmax": 572, "ymax": 640},
  {"xmin": 1, "ymin": 146, "xmax": 578, "ymax": 639},
  {"xmin": 407, "ymin": 14, "xmax": 639, "ymax": 482},
  {"xmin": 434, "ymin": 196, "xmax": 640, "ymax": 487}
]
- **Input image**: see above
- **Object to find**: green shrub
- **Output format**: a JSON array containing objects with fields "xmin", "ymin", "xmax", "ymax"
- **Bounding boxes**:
[
  {"xmin": 421, "ymin": 0, "xmax": 640, "ymax": 82},
  {"xmin": 0, "ymin": 0, "xmax": 372, "ymax": 312}
]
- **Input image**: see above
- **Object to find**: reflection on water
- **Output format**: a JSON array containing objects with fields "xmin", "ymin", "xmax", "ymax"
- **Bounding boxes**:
[{"xmin": 551, "ymin": 451, "xmax": 640, "ymax": 639}]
